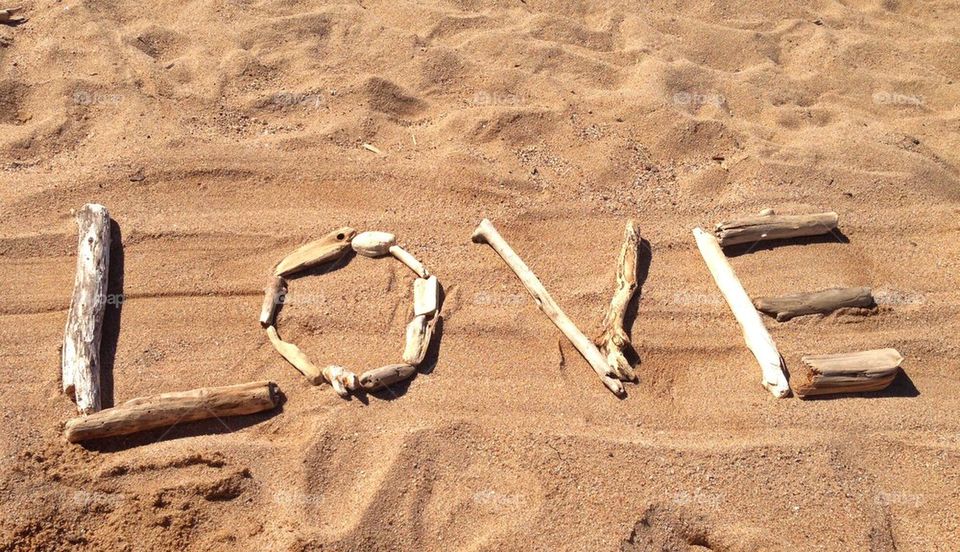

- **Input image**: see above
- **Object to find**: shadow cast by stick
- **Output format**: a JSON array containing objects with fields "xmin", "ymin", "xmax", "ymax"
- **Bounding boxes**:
[
  {"xmin": 724, "ymin": 230, "xmax": 850, "ymax": 258},
  {"xmin": 99, "ymin": 219, "xmax": 124, "ymax": 408},
  {"xmin": 363, "ymin": 280, "xmax": 446, "ymax": 402},
  {"xmin": 271, "ymin": 251, "xmax": 356, "ymax": 323}
]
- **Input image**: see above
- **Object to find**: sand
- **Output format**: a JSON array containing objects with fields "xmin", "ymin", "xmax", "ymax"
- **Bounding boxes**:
[{"xmin": 2, "ymin": 0, "xmax": 960, "ymax": 550}]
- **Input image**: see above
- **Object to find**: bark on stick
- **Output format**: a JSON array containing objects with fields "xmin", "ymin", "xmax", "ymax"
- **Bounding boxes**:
[
  {"xmin": 754, "ymin": 287, "xmax": 874, "ymax": 322},
  {"xmin": 595, "ymin": 220, "xmax": 641, "ymax": 381},
  {"xmin": 714, "ymin": 212, "xmax": 839, "ymax": 247}
]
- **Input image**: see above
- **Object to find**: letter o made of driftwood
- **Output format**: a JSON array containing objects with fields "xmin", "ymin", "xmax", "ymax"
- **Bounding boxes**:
[{"xmin": 263, "ymin": 229, "xmax": 438, "ymax": 398}]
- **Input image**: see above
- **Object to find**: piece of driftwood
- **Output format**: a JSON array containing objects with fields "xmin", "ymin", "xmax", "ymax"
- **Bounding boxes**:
[
  {"xmin": 352, "ymin": 231, "xmax": 396, "ymax": 257},
  {"xmin": 402, "ymin": 314, "xmax": 435, "ymax": 366},
  {"xmin": 321, "ymin": 365, "xmax": 359, "ymax": 397},
  {"xmin": 413, "ymin": 275, "xmax": 439, "ymax": 317},
  {"xmin": 714, "ymin": 212, "xmax": 839, "ymax": 247},
  {"xmin": 389, "ymin": 245, "xmax": 429, "ymax": 277},
  {"xmin": 358, "ymin": 364, "xmax": 416, "ymax": 391},
  {"xmin": 795, "ymin": 348, "xmax": 903, "ymax": 398},
  {"xmin": 693, "ymin": 228, "xmax": 790, "ymax": 398},
  {"xmin": 64, "ymin": 381, "xmax": 279, "ymax": 443},
  {"xmin": 274, "ymin": 227, "xmax": 356, "ymax": 277},
  {"xmin": 265, "ymin": 327, "xmax": 357, "ymax": 395},
  {"xmin": 259, "ymin": 276, "xmax": 287, "ymax": 327},
  {"xmin": 266, "ymin": 325, "xmax": 323, "ymax": 385},
  {"xmin": 472, "ymin": 219, "xmax": 624, "ymax": 396},
  {"xmin": 595, "ymin": 220, "xmax": 641, "ymax": 382},
  {"xmin": 0, "ymin": 7, "xmax": 21, "ymax": 22},
  {"xmin": 754, "ymin": 287, "xmax": 874, "ymax": 322},
  {"xmin": 62, "ymin": 204, "xmax": 111, "ymax": 414}
]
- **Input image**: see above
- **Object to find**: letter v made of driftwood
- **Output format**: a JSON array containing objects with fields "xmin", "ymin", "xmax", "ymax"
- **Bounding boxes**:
[{"xmin": 472, "ymin": 219, "xmax": 624, "ymax": 396}]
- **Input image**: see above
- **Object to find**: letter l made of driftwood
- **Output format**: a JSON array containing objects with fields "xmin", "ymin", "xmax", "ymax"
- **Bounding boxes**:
[{"xmin": 62, "ymin": 204, "xmax": 111, "ymax": 414}]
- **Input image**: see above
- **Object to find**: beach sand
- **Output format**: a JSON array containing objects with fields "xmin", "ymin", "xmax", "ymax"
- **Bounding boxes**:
[{"xmin": 2, "ymin": 0, "xmax": 959, "ymax": 549}]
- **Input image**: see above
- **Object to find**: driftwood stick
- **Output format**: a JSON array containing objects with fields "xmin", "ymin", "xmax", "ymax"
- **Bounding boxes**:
[
  {"xmin": 265, "ymin": 327, "xmax": 357, "ymax": 395},
  {"xmin": 259, "ymin": 276, "xmax": 287, "ymax": 327},
  {"xmin": 795, "ymin": 348, "xmax": 903, "ymax": 398},
  {"xmin": 64, "ymin": 381, "xmax": 279, "ymax": 443},
  {"xmin": 321, "ymin": 365, "xmax": 359, "ymax": 397},
  {"xmin": 0, "ymin": 7, "xmax": 22, "ymax": 23},
  {"xmin": 62, "ymin": 203, "xmax": 111, "ymax": 414},
  {"xmin": 714, "ymin": 212, "xmax": 839, "ymax": 247},
  {"xmin": 358, "ymin": 364, "xmax": 416, "ymax": 391},
  {"xmin": 352, "ymin": 231, "xmax": 396, "ymax": 257},
  {"xmin": 402, "ymin": 314, "xmax": 435, "ymax": 366},
  {"xmin": 472, "ymin": 219, "xmax": 624, "ymax": 396},
  {"xmin": 274, "ymin": 227, "xmax": 356, "ymax": 277},
  {"xmin": 595, "ymin": 220, "xmax": 641, "ymax": 381},
  {"xmin": 389, "ymin": 245, "xmax": 429, "ymax": 277},
  {"xmin": 413, "ymin": 275, "xmax": 439, "ymax": 317},
  {"xmin": 693, "ymin": 228, "xmax": 790, "ymax": 398},
  {"xmin": 266, "ymin": 325, "xmax": 323, "ymax": 385},
  {"xmin": 755, "ymin": 287, "xmax": 875, "ymax": 322}
]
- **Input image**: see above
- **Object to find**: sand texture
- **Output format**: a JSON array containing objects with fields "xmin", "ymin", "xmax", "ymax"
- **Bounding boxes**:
[{"xmin": 2, "ymin": 0, "xmax": 960, "ymax": 550}]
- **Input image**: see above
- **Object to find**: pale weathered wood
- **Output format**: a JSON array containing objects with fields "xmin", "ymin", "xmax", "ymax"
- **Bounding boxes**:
[
  {"xmin": 595, "ymin": 220, "xmax": 641, "ymax": 382},
  {"xmin": 714, "ymin": 212, "xmax": 839, "ymax": 247},
  {"xmin": 402, "ymin": 314, "xmax": 435, "ymax": 366},
  {"xmin": 0, "ymin": 7, "xmax": 22, "ymax": 22},
  {"xmin": 358, "ymin": 363, "xmax": 416, "ymax": 391},
  {"xmin": 389, "ymin": 245, "xmax": 429, "ymax": 277},
  {"xmin": 62, "ymin": 203, "xmax": 111, "ymax": 414},
  {"xmin": 351, "ymin": 231, "xmax": 396, "ymax": 257},
  {"xmin": 266, "ymin": 325, "xmax": 323, "ymax": 385},
  {"xmin": 274, "ymin": 227, "xmax": 356, "ymax": 277},
  {"xmin": 64, "ymin": 381, "xmax": 279, "ymax": 443},
  {"xmin": 266, "ymin": 326, "xmax": 357, "ymax": 395},
  {"xmin": 472, "ymin": 219, "xmax": 624, "ymax": 396},
  {"xmin": 413, "ymin": 275, "xmax": 439, "ymax": 317},
  {"xmin": 755, "ymin": 287, "xmax": 874, "ymax": 322},
  {"xmin": 795, "ymin": 348, "xmax": 903, "ymax": 398},
  {"xmin": 693, "ymin": 227, "xmax": 790, "ymax": 398},
  {"xmin": 259, "ymin": 276, "xmax": 287, "ymax": 327},
  {"xmin": 321, "ymin": 365, "xmax": 359, "ymax": 397}
]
